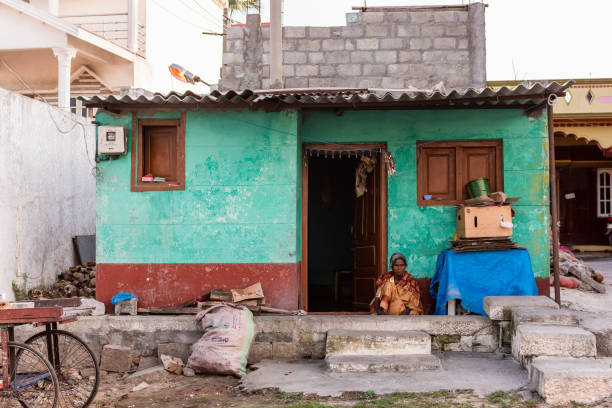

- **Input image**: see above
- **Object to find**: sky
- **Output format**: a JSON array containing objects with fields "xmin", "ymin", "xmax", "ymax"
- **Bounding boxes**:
[{"xmin": 244, "ymin": 0, "xmax": 612, "ymax": 81}]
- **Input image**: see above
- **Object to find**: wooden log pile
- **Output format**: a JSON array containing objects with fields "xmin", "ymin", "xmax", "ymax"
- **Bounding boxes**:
[{"xmin": 28, "ymin": 262, "xmax": 97, "ymax": 299}]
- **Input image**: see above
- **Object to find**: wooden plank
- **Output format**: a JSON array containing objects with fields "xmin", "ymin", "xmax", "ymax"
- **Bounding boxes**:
[
  {"xmin": 137, "ymin": 307, "xmax": 200, "ymax": 314},
  {"xmin": 0, "ymin": 307, "xmax": 62, "ymax": 324}
]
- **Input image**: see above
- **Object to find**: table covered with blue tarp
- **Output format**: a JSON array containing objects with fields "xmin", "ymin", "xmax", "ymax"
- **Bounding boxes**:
[{"xmin": 430, "ymin": 249, "xmax": 538, "ymax": 315}]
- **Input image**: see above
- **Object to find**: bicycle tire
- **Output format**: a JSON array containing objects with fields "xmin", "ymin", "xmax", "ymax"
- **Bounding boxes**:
[
  {"xmin": 1, "ymin": 341, "xmax": 60, "ymax": 408},
  {"xmin": 23, "ymin": 330, "xmax": 99, "ymax": 408}
]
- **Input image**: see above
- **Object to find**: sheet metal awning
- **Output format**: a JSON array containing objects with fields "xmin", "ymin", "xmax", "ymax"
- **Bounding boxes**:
[
  {"xmin": 555, "ymin": 119, "xmax": 612, "ymax": 150},
  {"xmin": 83, "ymin": 82, "xmax": 573, "ymax": 112}
]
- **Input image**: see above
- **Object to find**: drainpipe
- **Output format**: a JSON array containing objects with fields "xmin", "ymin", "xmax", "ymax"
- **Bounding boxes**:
[
  {"xmin": 127, "ymin": 0, "xmax": 139, "ymax": 52},
  {"xmin": 548, "ymin": 99, "xmax": 561, "ymax": 305},
  {"xmin": 269, "ymin": 0, "xmax": 283, "ymax": 88}
]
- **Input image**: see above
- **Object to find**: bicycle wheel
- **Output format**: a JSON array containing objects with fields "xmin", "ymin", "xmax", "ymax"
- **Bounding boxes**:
[
  {"xmin": 0, "ymin": 342, "xmax": 59, "ymax": 408},
  {"xmin": 24, "ymin": 330, "xmax": 99, "ymax": 408}
]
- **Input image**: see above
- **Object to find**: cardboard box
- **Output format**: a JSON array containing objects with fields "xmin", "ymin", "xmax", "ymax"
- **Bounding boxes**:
[{"xmin": 457, "ymin": 205, "xmax": 513, "ymax": 238}]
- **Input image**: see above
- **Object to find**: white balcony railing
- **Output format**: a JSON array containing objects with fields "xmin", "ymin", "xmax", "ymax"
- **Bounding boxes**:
[{"xmin": 61, "ymin": 13, "xmax": 146, "ymax": 57}]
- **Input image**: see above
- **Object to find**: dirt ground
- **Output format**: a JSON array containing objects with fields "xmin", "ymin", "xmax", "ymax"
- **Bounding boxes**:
[{"xmin": 92, "ymin": 368, "xmax": 612, "ymax": 408}]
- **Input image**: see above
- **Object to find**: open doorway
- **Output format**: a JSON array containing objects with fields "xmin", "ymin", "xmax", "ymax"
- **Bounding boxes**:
[{"xmin": 301, "ymin": 144, "xmax": 387, "ymax": 312}]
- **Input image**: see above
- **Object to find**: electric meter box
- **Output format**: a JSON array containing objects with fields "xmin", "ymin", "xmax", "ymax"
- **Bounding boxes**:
[{"xmin": 97, "ymin": 126, "xmax": 127, "ymax": 155}]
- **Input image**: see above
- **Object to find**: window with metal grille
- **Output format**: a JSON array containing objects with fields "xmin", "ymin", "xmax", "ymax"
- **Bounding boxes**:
[{"xmin": 597, "ymin": 168, "xmax": 612, "ymax": 217}]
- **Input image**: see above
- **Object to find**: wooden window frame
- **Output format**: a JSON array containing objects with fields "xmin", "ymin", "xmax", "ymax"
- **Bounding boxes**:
[
  {"xmin": 130, "ymin": 112, "xmax": 186, "ymax": 192},
  {"xmin": 596, "ymin": 168, "xmax": 612, "ymax": 217},
  {"xmin": 417, "ymin": 140, "xmax": 503, "ymax": 206}
]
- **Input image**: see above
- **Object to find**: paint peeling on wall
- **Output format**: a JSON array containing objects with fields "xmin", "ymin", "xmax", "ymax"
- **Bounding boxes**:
[{"xmin": 301, "ymin": 109, "xmax": 550, "ymax": 279}]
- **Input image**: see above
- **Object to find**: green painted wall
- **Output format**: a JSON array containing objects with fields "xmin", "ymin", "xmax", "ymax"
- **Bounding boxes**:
[
  {"xmin": 300, "ymin": 109, "xmax": 550, "ymax": 279},
  {"xmin": 96, "ymin": 109, "xmax": 300, "ymax": 264},
  {"xmin": 96, "ymin": 106, "xmax": 550, "ymax": 280}
]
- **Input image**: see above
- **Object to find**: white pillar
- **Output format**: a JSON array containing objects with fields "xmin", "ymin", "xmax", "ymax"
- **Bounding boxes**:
[
  {"xmin": 52, "ymin": 47, "xmax": 77, "ymax": 110},
  {"xmin": 269, "ymin": 0, "xmax": 283, "ymax": 88},
  {"xmin": 48, "ymin": 0, "xmax": 59, "ymax": 15},
  {"xmin": 127, "ymin": 0, "xmax": 139, "ymax": 52}
]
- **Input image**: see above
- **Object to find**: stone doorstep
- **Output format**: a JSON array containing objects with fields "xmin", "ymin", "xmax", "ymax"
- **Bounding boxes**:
[
  {"xmin": 511, "ymin": 307, "xmax": 580, "ymax": 329},
  {"xmin": 512, "ymin": 325, "xmax": 597, "ymax": 362},
  {"xmin": 529, "ymin": 357, "xmax": 612, "ymax": 405},
  {"xmin": 325, "ymin": 329, "xmax": 431, "ymax": 357},
  {"xmin": 326, "ymin": 354, "xmax": 441, "ymax": 373},
  {"xmin": 483, "ymin": 296, "xmax": 559, "ymax": 321}
]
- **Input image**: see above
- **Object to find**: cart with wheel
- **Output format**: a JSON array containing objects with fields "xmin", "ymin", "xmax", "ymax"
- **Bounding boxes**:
[{"xmin": 1, "ymin": 306, "xmax": 100, "ymax": 408}]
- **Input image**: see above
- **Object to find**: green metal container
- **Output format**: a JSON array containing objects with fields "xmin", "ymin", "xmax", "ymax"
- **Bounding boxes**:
[{"xmin": 466, "ymin": 177, "xmax": 490, "ymax": 198}]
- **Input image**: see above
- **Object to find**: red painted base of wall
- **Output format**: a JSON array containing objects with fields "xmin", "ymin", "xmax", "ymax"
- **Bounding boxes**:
[
  {"xmin": 96, "ymin": 263, "xmax": 300, "ymax": 311},
  {"xmin": 97, "ymin": 264, "xmax": 550, "ymax": 314}
]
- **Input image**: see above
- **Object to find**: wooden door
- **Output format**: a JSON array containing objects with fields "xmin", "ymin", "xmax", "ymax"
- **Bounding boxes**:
[
  {"xmin": 352, "ymin": 157, "xmax": 381, "ymax": 310},
  {"xmin": 558, "ymin": 167, "xmax": 607, "ymax": 245}
]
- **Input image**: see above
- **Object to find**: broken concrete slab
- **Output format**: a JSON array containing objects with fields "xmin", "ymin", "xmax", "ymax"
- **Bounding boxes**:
[
  {"xmin": 512, "ymin": 325, "xmax": 596, "ymax": 362},
  {"xmin": 126, "ymin": 365, "xmax": 165, "ymax": 380},
  {"xmin": 580, "ymin": 313, "xmax": 612, "ymax": 357},
  {"xmin": 325, "ymin": 330, "xmax": 430, "ymax": 357},
  {"xmin": 530, "ymin": 357, "xmax": 612, "ymax": 405},
  {"xmin": 483, "ymin": 296, "xmax": 559, "ymax": 321},
  {"xmin": 511, "ymin": 307, "xmax": 579, "ymax": 329},
  {"xmin": 326, "ymin": 354, "xmax": 441, "ymax": 373},
  {"xmin": 100, "ymin": 345, "xmax": 140, "ymax": 373},
  {"xmin": 137, "ymin": 356, "xmax": 160, "ymax": 371}
]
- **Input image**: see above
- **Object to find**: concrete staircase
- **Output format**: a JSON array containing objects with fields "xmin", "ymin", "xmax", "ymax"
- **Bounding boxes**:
[
  {"xmin": 529, "ymin": 357, "xmax": 612, "ymax": 406},
  {"xmin": 324, "ymin": 329, "xmax": 441, "ymax": 373},
  {"xmin": 484, "ymin": 296, "xmax": 612, "ymax": 405}
]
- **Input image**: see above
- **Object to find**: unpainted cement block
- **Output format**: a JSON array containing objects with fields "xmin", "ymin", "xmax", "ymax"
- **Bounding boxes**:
[
  {"xmin": 511, "ymin": 307, "xmax": 579, "ymax": 330},
  {"xmin": 512, "ymin": 325, "xmax": 596, "ymax": 362},
  {"xmin": 114, "ymin": 298, "xmax": 137, "ymax": 316},
  {"xmin": 100, "ymin": 345, "xmax": 140, "ymax": 372},
  {"xmin": 483, "ymin": 296, "xmax": 559, "ymax": 321},
  {"xmin": 530, "ymin": 357, "xmax": 612, "ymax": 405},
  {"xmin": 326, "ymin": 330, "xmax": 430, "ymax": 357},
  {"xmin": 326, "ymin": 354, "xmax": 441, "ymax": 373}
]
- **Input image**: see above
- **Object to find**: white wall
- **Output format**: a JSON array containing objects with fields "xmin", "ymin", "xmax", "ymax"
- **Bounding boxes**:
[{"xmin": 0, "ymin": 88, "xmax": 95, "ymax": 300}]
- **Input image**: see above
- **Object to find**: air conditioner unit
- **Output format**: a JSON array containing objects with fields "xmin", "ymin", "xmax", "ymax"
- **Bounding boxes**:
[{"xmin": 98, "ymin": 126, "xmax": 127, "ymax": 155}]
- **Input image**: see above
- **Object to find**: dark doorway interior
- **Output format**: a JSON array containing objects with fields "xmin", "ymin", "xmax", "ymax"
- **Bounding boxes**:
[
  {"xmin": 558, "ymin": 166, "xmax": 607, "ymax": 245},
  {"xmin": 307, "ymin": 155, "xmax": 359, "ymax": 311}
]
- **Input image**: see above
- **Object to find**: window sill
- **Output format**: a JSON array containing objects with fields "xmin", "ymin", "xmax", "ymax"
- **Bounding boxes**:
[
  {"xmin": 418, "ymin": 199, "xmax": 460, "ymax": 206},
  {"xmin": 131, "ymin": 182, "xmax": 185, "ymax": 192}
]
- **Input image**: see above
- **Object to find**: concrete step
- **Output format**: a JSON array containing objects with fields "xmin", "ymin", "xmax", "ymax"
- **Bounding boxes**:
[
  {"xmin": 326, "ymin": 354, "xmax": 441, "ymax": 373},
  {"xmin": 483, "ymin": 296, "xmax": 559, "ymax": 321},
  {"xmin": 511, "ymin": 307, "xmax": 580, "ymax": 329},
  {"xmin": 529, "ymin": 357, "xmax": 612, "ymax": 405},
  {"xmin": 513, "ymin": 325, "xmax": 596, "ymax": 364},
  {"xmin": 325, "ymin": 329, "xmax": 430, "ymax": 357}
]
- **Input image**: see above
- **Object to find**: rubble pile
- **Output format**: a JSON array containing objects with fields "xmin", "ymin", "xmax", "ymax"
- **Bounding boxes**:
[{"xmin": 29, "ymin": 262, "xmax": 97, "ymax": 299}]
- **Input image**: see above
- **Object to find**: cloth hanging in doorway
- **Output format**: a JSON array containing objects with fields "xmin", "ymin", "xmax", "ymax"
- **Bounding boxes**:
[{"xmin": 355, "ymin": 156, "xmax": 377, "ymax": 198}]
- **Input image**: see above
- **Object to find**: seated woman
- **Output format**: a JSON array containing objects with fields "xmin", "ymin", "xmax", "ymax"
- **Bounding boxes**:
[{"xmin": 371, "ymin": 252, "xmax": 424, "ymax": 315}]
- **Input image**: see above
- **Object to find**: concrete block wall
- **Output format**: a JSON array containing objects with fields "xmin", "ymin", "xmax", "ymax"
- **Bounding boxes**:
[{"xmin": 220, "ymin": 4, "xmax": 486, "ymax": 91}]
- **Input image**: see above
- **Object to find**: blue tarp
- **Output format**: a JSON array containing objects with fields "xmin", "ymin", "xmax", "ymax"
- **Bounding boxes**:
[
  {"xmin": 430, "ymin": 249, "xmax": 538, "ymax": 315},
  {"xmin": 111, "ymin": 291, "xmax": 138, "ymax": 305}
]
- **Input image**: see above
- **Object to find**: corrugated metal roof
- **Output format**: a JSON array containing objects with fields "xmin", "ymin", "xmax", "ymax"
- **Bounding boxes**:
[{"xmin": 83, "ymin": 81, "xmax": 573, "ymax": 110}]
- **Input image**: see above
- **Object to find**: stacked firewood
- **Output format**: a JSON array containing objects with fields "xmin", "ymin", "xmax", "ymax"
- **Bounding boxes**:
[{"xmin": 28, "ymin": 262, "xmax": 97, "ymax": 299}]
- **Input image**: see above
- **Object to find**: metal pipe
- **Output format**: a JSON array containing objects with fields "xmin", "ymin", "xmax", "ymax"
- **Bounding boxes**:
[{"xmin": 548, "ymin": 100, "xmax": 561, "ymax": 305}]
